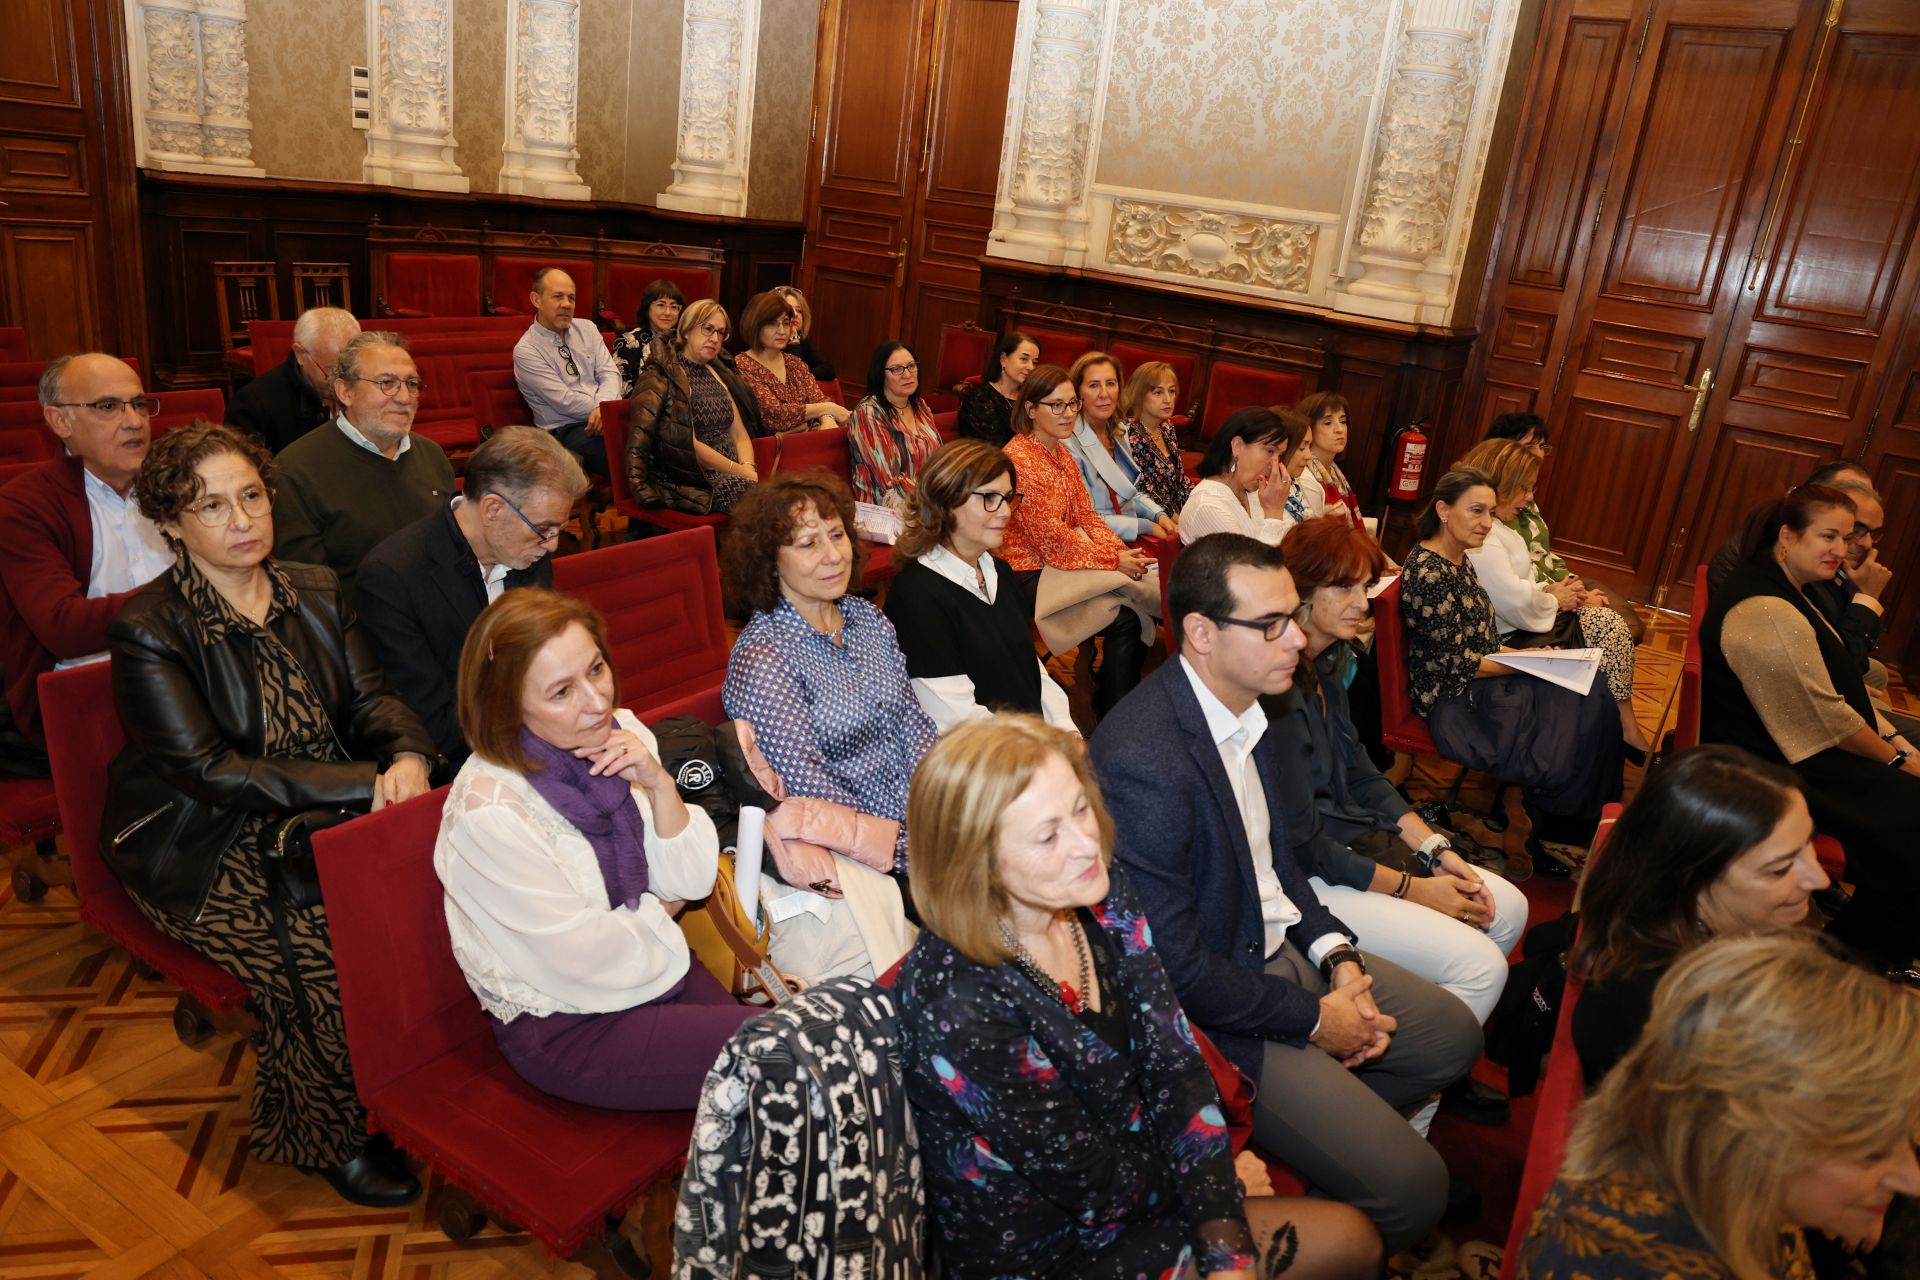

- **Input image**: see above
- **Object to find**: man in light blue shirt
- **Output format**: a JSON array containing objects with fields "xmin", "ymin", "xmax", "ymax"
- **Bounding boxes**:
[{"xmin": 511, "ymin": 267, "xmax": 622, "ymax": 478}]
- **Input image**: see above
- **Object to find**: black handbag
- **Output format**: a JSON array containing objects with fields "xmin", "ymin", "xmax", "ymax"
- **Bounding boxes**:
[{"xmin": 264, "ymin": 807, "xmax": 362, "ymax": 909}]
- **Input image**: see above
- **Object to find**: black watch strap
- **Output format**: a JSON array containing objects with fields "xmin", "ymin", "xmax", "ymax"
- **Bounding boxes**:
[{"xmin": 1319, "ymin": 945, "xmax": 1365, "ymax": 982}]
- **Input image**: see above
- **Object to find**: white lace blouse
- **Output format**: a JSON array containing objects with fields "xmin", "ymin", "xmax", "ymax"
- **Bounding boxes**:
[{"xmin": 433, "ymin": 710, "xmax": 720, "ymax": 1022}]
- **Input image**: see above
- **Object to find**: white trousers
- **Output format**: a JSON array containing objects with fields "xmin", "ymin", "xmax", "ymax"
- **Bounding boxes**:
[{"xmin": 1308, "ymin": 870, "xmax": 1528, "ymax": 1024}]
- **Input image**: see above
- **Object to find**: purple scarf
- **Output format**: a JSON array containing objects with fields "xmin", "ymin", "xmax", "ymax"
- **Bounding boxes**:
[{"xmin": 519, "ymin": 728, "xmax": 651, "ymax": 909}]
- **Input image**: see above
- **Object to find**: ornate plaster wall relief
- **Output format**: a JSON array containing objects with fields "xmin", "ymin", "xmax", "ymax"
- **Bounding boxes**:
[
  {"xmin": 989, "ymin": 0, "xmax": 1119, "ymax": 266},
  {"xmin": 128, "ymin": 0, "xmax": 265, "ymax": 175},
  {"xmin": 500, "ymin": 0, "xmax": 590, "ymax": 199},
  {"xmin": 1104, "ymin": 197, "xmax": 1321, "ymax": 296},
  {"xmin": 657, "ymin": 0, "xmax": 762, "ymax": 216},
  {"xmin": 364, "ymin": 0, "xmax": 470, "ymax": 191}
]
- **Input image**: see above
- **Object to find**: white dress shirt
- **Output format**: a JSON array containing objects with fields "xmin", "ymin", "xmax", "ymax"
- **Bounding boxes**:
[
  {"xmin": 1178, "ymin": 656, "xmax": 1345, "ymax": 965},
  {"xmin": 59, "ymin": 468, "xmax": 173, "ymax": 670},
  {"xmin": 908, "ymin": 544, "xmax": 1077, "ymax": 733},
  {"xmin": 335, "ymin": 412, "xmax": 412, "ymax": 458},
  {"xmin": 513, "ymin": 318, "xmax": 623, "ymax": 430},
  {"xmin": 1178, "ymin": 477, "xmax": 1293, "ymax": 546}
]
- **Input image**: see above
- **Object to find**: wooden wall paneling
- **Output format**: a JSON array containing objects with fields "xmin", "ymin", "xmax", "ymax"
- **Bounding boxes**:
[
  {"xmin": 0, "ymin": 223, "xmax": 98, "ymax": 359},
  {"xmin": 801, "ymin": 0, "xmax": 936, "ymax": 401},
  {"xmin": 900, "ymin": 0, "xmax": 1018, "ymax": 371},
  {"xmin": 1541, "ymin": 0, "xmax": 1815, "ymax": 598}
]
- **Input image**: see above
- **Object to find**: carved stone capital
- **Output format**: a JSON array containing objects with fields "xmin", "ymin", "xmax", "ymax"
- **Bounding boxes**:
[
  {"xmin": 989, "ymin": 0, "xmax": 1115, "ymax": 266},
  {"xmin": 130, "ymin": 0, "xmax": 264, "ymax": 175},
  {"xmin": 364, "ymin": 0, "xmax": 469, "ymax": 192},
  {"xmin": 501, "ymin": 0, "xmax": 590, "ymax": 200},
  {"xmin": 658, "ymin": 0, "xmax": 761, "ymax": 216}
]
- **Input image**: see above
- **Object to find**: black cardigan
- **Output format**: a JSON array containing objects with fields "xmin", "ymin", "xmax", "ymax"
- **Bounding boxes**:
[{"xmin": 882, "ymin": 555, "xmax": 1042, "ymax": 716}]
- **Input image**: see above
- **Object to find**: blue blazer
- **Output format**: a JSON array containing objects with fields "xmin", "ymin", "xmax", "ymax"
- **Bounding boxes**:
[{"xmin": 1089, "ymin": 659, "xmax": 1353, "ymax": 1086}]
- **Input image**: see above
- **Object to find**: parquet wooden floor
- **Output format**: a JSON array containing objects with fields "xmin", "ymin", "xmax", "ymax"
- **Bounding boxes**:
[{"xmin": 2, "ymin": 606, "xmax": 1911, "ymax": 1278}]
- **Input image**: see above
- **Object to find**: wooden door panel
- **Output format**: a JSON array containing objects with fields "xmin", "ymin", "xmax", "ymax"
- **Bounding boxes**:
[
  {"xmin": 1578, "ymin": 314, "xmax": 1706, "ymax": 387},
  {"xmin": 818, "ymin": 9, "xmax": 923, "ymax": 197},
  {"xmin": 808, "ymin": 266, "xmax": 897, "ymax": 395},
  {"xmin": 1870, "ymin": 413, "xmax": 1920, "ymax": 668},
  {"xmin": 2, "ymin": 223, "xmax": 96, "ymax": 357},
  {"xmin": 1545, "ymin": 395, "xmax": 1680, "ymax": 574},
  {"xmin": 1672, "ymin": 426, "xmax": 1834, "ymax": 583},
  {"xmin": 0, "ymin": 0, "xmax": 76, "ymax": 103},
  {"xmin": 1725, "ymin": 344, "xmax": 1869, "ymax": 419}
]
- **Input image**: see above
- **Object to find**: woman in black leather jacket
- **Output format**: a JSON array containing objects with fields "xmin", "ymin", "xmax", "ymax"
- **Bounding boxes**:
[{"xmin": 102, "ymin": 421, "xmax": 435, "ymax": 1207}]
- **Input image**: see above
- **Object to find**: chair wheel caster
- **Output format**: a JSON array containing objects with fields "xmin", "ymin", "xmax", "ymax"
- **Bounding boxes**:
[
  {"xmin": 11, "ymin": 864, "xmax": 47, "ymax": 902},
  {"xmin": 172, "ymin": 999, "xmax": 213, "ymax": 1046},
  {"xmin": 439, "ymin": 1193, "xmax": 488, "ymax": 1244}
]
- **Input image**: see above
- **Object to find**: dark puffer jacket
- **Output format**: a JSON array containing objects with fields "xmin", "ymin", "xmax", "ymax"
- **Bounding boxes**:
[{"xmin": 626, "ymin": 351, "xmax": 763, "ymax": 514}]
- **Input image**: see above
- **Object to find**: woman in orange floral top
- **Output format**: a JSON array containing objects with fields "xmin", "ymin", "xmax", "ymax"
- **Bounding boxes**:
[{"xmin": 1002, "ymin": 365, "xmax": 1160, "ymax": 716}]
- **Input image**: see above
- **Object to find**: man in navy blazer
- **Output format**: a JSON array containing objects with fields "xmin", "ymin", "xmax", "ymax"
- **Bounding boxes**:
[
  {"xmin": 355, "ymin": 427, "xmax": 586, "ymax": 762},
  {"xmin": 1090, "ymin": 532, "xmax": 1481, "ymax": 1254}
]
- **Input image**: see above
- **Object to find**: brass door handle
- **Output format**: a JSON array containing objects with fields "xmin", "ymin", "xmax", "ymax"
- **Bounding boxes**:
[
  {"xmin": 891, "ymin": 238, "xmax": 907, "ymax": 287},
  {"xmin": 1683, "ymin": 366, "xmax": 1714, "ymax": 433}
]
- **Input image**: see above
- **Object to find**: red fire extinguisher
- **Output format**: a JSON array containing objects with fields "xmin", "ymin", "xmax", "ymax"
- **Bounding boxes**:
[{"xmin": 1386, "ymin": 420, "xmax": 1430, "ymax": 502}]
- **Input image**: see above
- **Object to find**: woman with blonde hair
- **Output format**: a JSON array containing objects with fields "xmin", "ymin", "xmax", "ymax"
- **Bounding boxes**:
[
  {"xmin": 1517, "ymin": 931, "xmax": 1920, "ymax": 1279},
  {"xmin": 1115, "ymin": 359, "xmax": 1192, "ymax": 516},
  {"xmin": 897, "ymin": 716, "xmax": 1383, "ymax": 1280},
  {"xmin": 1459, "ymin": 437, "xmax": 1651, "ymax": 760},
  {"xmin": 1063, "ymin": 351, "xmax": 1177, "ymax": 541},
  {"xmin": 625, "ymin": 298, "xmax": 762, "ymax": 514}
]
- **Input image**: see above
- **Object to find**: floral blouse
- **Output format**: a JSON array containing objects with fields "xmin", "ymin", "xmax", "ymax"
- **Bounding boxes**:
[
  {"xmin": 1400, "ymin": 545, "xmax": 1502, "ymax": 716},
  {"xmin": 898, "ymin": 868, "xmax": 1256, "ymax": 1279},
  {"xmin": 734, "ymin": 350, "xmax": 823, "ymax": 436},
  {"xmin": 1516, "ymin": 1172, "xmax": 1813, "ymax": 1279},
  {"xmin": 1507, "ymin": 502, "xmax": 1571, "ymax": 583},
  {"xmin": 612, "ymin": 326, "xmax": 674, "ymax": 399},
  {"xmin": 1001, "ymin": 433, "xmax": 1128, "ymax": 574},
  {"xmin": 846, "ymin": 396, "xmax": 942, "ymax": 509},
  {"xmin": 1118, "ymin": 418, "xmax": 1192, "ymax": 515},
  {"xmin": 956, "ymin": 379, "xmax": 1017, "ymax": 447},
  {"xmin": 721, "ymin": 595, "xmax": 937, "ymax": 871}
]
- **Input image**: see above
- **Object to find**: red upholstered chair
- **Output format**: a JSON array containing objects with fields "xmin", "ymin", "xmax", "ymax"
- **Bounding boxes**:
[
  {"xmin": 933, "ymin": 409, "xmax": 958, "ymax": 442},
  {"xmin": 0, "ymin": 773, "xmax": 61, "ymax": 901},
  {"xmin": 600, "ymin": 263, "xmax": 719, "ymax": 331},
  {"xmin": 38, "ymin": 664, "xmax": 253, "ymax": 1043},
  {"xmin": 755, "ymin": 425, "xmax": 899, "ymax": 585},
  {"xmin": 1192, "ymin": 362, "xmax": 1306, "ymax": 474},
  {"xmin": 1, "ymin": 360, "xmax": 49, "ymax": 403},
  {"xmin": 935, "ymin": 322, "xmax": 993, "ymax": 395},
  {"xmin": 243, "ymin": 320, "xmax": 299, "ymax": 375},
  {"xmin": 818, "ymin": 377, "xmax": 847, "ymax": 408},
  {"xmin": 599, "ymin": 398, "xmax": 730, "ymax": 537},
  {"xmin": 382, "ymin": 253, "xmax": 484, "ymax": 317},
  {"xmin": 552, "ymin": 527, "xmax": 730, "ymax": 724},
  {"xmin": 1108, "ymin": 342, "xmax": 1197, "ymax": 412},
  {"xmin": 1025, "ymin": 327, "xmax": 1096, "ymax": 370},
  {"xmin": 313, "ymin": 791, "xmax": 691, "ymax": 1271},
  {"xmin": 1373, "ymin": 576, "xmax": 1507, "ymax": 829},
  {"xmin": 489, "ymin": 255, "xmax": 595, "ymax": 319},
  {"xmin": 1148, "ymin": 536, "xmax": 1182, "ymax": 656},
  {"xmin": 0, "ymin": 402, "xmax": 59, "ymax": 465},
  {"xmin": 0, "ymin": 327, "xmax": 29, "ymax": 361},
  {"xmin": 151, "ymin": 388, "xmax": 226, "ymax": 438},
  {"xmin": 468, "ymin": 369, "xmax": 535, "ymax": 436}
]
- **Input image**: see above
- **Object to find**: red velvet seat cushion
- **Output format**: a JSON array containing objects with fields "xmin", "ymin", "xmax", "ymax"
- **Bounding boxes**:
[
  {"xmin": 0, "ymin": 774, "xmax": 60, "ymax": 848},
  {"xmin": 602, "ymin": 264, "xmax": 718, "ymax": 329},
  {"xmin": 384, "ymin": 253, "xmax": 484, "ymax": 317},
  {"xmin": 1198, "ymin": 363, "xmax": 1305, "ymax": 441}
]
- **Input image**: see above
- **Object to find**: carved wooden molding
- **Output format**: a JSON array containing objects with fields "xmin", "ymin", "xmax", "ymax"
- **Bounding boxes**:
[{"xmin": 128, "ymin": 0, "xmax": 265, "ymax": 176}]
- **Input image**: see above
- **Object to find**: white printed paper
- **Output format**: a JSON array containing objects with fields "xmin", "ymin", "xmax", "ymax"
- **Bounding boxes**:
[
  {"xmin": 733, "ymin": 805, "xmax": 765, "ymax": 930},
  {"xmin": 1493, "ymin": 647, "xmax": 1601, "ymax": 697},
  {"xmin": 854, "ymin": 501, "xmax": 903, "ymax": 544},
  {"xmin": 1366, "ymin": 574, "xmax": 1399, "ymax": 600}
]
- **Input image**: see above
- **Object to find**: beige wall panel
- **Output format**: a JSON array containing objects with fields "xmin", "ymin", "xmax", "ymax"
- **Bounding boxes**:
[
  {"xmin": 576, "ymin": 0, "xmax": 631, "ymax": 198},
  {"xmin": 622, "ymin": 0, "xmax": 683, "ymax": 204},
  {"xmin": 245, "ymin": 0, "xmax": 366, "ymax": 181},
  {"xmin": 452, "ymin": 0, "xmax": 508, "ymax": 191},
  {"xmin": 744, "ymin": 0, "xmax": 816, "ymax": 221},
  {"xmin": 1099, "ymin": 0, "xmax": 1392, "ymax": 214}
]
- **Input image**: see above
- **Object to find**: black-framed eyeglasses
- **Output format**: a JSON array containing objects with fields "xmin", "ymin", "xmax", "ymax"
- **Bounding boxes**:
[
  {"xmin": 970, "ymin": 488, "xmax": 1024, "ymax": 513},
  {"xmin": 355, "ymin": 375, "xmax": 423, "ymax": 398},
  {"xmin": 556, "ymin": 341, "xmax": 579, "ymax": 379},
  {"xmin": 1037, "ymin": 397, "xmax": 1081, "ymax": 415},
  {"xmin": 55, "ymin": 395, "xmax": 160, "ymax": 416},
  {"xmin": 484, "ymin": 488, "xmax": 564, "ymax": 543},
  {"xmin": 1846, "ymin": 524, "xmax": 1881, "ymax": 545},
  {"xmin": 1208, "ymin": 613, "xmax": 1296, "ymax": 642},
  {"xmin": 186, "ymin": 486, "xmax": 273, "ymax": 528},
  {"xmin": 886, "ymin": 362, "xmax": 919, "ymax": 375}
]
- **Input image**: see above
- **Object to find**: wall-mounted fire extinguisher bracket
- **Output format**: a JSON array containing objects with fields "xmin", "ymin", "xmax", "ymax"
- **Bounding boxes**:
[{"xmin": 1386, "ymin": 420, "xmax": 1431, "ymax": 504}]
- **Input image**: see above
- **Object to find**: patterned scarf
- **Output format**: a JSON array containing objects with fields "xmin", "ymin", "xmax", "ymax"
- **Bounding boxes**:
[{"xmin": 518, "ymin": 727, "xmax": 651, "ymax": 909}]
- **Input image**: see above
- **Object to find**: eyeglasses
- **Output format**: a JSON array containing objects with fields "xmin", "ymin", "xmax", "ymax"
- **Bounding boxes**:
[
  {"xmin": 186, "ymin": 486, "xmax": 272, "ymax": 527},
  {"xmin": 697, "ymin": 322, "xmax": 729, "ymax": 340},
  {"xmin": 1208, "ymin": 613, "xmax": 1298, "ymax": 642},
  {"xmin": 767, "ymin": 318, "xmax": 794, "ymax": 332},
  {"xmin": 886, "ymin": 362, "xmax": 919, "ymax": 376},
  {"xmin": 970, "ymin": 488, "xmax": 1024, "ymax": 513},
  {"xmin": 54, "ymin": 396, "xmax": 159, "ymax": 417},
  {"xmin": 355, "ymin": 375, "xmax": 424, "ymax": 398},
  {"xmin": 1036, "ymin": 397, "xmax": 1081, "ymax": 415},
  {"xmin": 1846, "ymin": 525, "xmax": 1880, "ymax": 545},
  {"xmin": 556, "ymin": 341, "xmax": 580, "ymax": 379},
  {"xmin": 484, "ymin": 488, "xmax": 564, "ymax": 543}
]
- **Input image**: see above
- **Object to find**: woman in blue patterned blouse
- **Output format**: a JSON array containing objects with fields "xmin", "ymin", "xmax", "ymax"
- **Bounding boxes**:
[
  {"xmin": 722, "ymin": 471, "xmax": 938, "ymax": 975},
  {"xmin": 898, "ymin": 716, "xmax": 1382, "ymax": 1280}
]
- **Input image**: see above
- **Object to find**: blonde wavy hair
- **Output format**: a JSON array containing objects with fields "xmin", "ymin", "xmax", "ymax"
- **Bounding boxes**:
[
  {"xmin": 1457, "ymin": 438, "xmax": 1541, "ymax": 508},
  {"xmin": 1561, "ymin": 931, "xmax": 1920, "ymax": 1279},
  {"xmin": 906, "ymin": 716, "xmax": 1113, "ymax": 965}
]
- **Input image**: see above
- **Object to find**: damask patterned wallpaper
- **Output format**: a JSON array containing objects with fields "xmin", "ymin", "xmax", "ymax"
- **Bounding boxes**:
[
  {"xmin": 619, "ymin": 0, "xmax": 685, "ymax": 204},
  {"xmin": 452, "ymin": 0, "xmax": 509, "ymax": 192},
  {"xmin": 245, "ymin": 0, "xmax": 367, "ymax": 182},
  {"xmin": 576, "ymin": 0, "xmax": 632, "ymax": 197},
  {"xmin": 1098, "ymin": 0, "xmax": 1393, "ymax": 215},
  {"xmin": 745, "ymin": 0, "xmax": 816, "ymax": 221}
]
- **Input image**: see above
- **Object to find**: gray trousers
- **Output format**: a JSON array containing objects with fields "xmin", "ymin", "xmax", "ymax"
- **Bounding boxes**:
[{"xmin": 1250, "ymin": 943, "xmax": 1482, "ymax": 1254}]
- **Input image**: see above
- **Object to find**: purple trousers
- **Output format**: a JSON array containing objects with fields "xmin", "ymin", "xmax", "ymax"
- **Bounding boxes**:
[{"xmin": 491, "ymin": 963, "xmax": 750, "ymax": 1111}]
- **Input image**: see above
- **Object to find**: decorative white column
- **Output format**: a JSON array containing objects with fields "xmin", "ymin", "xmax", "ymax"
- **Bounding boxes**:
[
  {"xmin": 126, "ymin": 0, "xmax": 266, "ymax": 175},
  {"xmin": 1334, "ymin": 0, "xmax": 1499, "ymax": 323},
  {"xmin": 986, "ymin": 0, "xmax": 1118, "ymax": 268},
  {"xmin": 500, "ymin": 0, "xmax": 591, "ymax": 200},
  {"xmin": 656, "ymin": 0, "xmax": 761, "ymax": 216},
  {"xmin": 363, "ymin": 0, "xmax": 469, "ymax": 192}
]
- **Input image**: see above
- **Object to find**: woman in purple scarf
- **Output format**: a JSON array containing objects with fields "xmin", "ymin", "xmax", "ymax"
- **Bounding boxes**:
[{"xmin": 433, "ymin": 589, "xmax": 749, "ymax": 1110}]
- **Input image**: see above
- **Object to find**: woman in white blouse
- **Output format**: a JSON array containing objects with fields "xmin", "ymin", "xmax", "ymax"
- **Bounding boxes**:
[
  {"xmin": 1177, "ymin": 406, "xmax": 1312, "ymax": 545},
  {"xmin": 1461, "ymin": 438, "xmax": 1652, "ymax": 761},
  {"xmin": 883, "ymin": 439, "xmax": 1077, "ymax": 733},
  {"xmin": 433, "ymin": 589, "xmax": 747, "ymax": 1110}
]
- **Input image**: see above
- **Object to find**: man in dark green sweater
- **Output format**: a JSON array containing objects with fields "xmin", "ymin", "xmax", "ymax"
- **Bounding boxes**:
[{"xmin": 272, "ymin": 330, "xmax": 455, "ymax": 594}]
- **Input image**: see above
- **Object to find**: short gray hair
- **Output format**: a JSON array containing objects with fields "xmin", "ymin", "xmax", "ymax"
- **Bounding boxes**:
[
  {"xmin": 37, "ymin": 355, "xmax": 73, "ymax": 409},
  {"xmin": 466, "ymin": 425, "xmax": 589, "ymax": 504},
  {"xmin": 293, "ymin": 306, "xmax": 360, "ymax": 350},
  {"xmin": 332, "ymin": 329, "xmax": 409, "ymax": 386},
  {"xmin": 1831, "ymin": 478, "xmax": 1884, "ymax": 508}
]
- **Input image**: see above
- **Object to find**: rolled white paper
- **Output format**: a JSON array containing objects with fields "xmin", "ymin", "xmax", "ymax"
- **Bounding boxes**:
[{"xmin": 734, "ymin": 805, "xmax": 766, "ymax": 931}]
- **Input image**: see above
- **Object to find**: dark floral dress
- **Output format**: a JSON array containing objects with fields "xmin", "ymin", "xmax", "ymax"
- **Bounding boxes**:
[
  {"xmin": 1119, "ymin": 418, "xmax": 1192, "ymax": 515},
  {"xmin": 897, "ymin": 868, "xmax": 1256, "ymax": 1279},
  {"xmin": 684, "ymin": 357, "xmax": 753, "ymax": 512},
  {"xmin": 1400, "ymin": 544, "xmax": 1502, "ymax": 716},
  {"xmin": 1517, "ymin": 1172, "xmax": 1813, "ymax": 1279}
]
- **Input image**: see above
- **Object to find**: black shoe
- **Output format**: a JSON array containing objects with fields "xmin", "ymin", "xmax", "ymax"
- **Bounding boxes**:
[
  {"xmin": 1525, "ymin": 835, "xmax": 1574, "ymax": 880},
  {"xmin": 1441, "ymin": 1175, "xmax": 1482, "ymax": 1225},
  {"xmin": 1440, "ymin": 1076, "xmax": 1511, "ymax": 1126},
  {"xmin": 317, "ymin": 1144, "xmax": 423, "ymax": 1208}
]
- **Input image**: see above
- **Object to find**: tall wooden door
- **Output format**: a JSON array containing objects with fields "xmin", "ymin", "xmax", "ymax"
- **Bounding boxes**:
[
  {"xmin": 0, "ymin": 0, "xmax": 144, "ymax": 360},
  {"xmin": 801, "ymin": 0, "xmax": 1017, "ymax": 402}
]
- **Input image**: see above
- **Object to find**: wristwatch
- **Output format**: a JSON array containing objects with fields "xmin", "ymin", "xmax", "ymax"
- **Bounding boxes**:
[
  {"xmin": 1414, "ymin": 832, "xmax": 1452, "ymax": 874},
  {"xmin": 1889, "ymin": 748, "xmax": 1910, "ymax": 770},
  {"xmin": 1319, "ymin": 945, "xmax": 1366, "ymax": 983}
]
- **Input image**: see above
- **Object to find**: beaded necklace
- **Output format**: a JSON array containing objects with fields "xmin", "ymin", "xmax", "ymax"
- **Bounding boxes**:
[{"xmin": 1000, "ymin": 914, "xmax": 1094, "ymax": 1013}]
